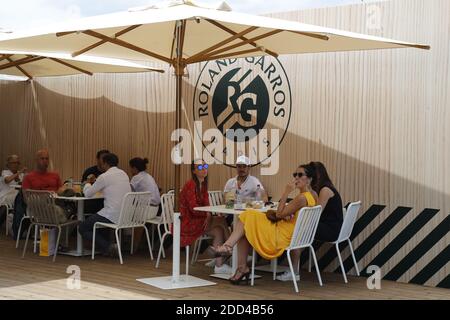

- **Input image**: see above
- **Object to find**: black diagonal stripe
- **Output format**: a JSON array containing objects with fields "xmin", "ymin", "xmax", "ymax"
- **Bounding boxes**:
[
  {"xmin": 315, "ymin": 204, "xmax": 386, "ymax": 270},
  {"xmin": 437, "ymin": 274, "xmax": 450, "ymax": 289},
  {"xmin": 361, "ymin": 209, "xmax": 440, "ymax": 275},
  {"xmin": 409, "ymin": 244, "xmax": 450, "ymax": 285},
  {"xmin": 334, "ymin": 206, "xmax": 412, "ymax": 274},
  {"xmin": 384, "ymin": 215, "xmax": 450, "ymax": 281}
]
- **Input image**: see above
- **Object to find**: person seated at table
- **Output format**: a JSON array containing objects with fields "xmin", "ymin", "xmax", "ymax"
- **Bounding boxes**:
[
  {"xmin": 129, "ymin": 157, "xmax": 161, "ymax": 251},
  {"xmin": 81, "ymin": 149, "xmax": 109, "ymax": 183},
  {"xmin": 275, "ymin": 161, "xmax": 345, "ymax": 281},
  {"xmin": 13, "ymin": 149, "xmax": 69, "ymax": 239},
  {"xmin": 0, "ymin": 155, "xmax": 27, "ymax": 229},
  {"xmin": 180, "ymin": 159, "xmax": 231, "ymax": 274},
  {"xmin": 309, "ymin": 161, "xmax": 343, "ymax": 241},
  {"xmin": 224, "ymin": 155, "xmax": 268, "ymax": 203},
  {"xmin": 129, "ymin": 157, "xmax": 160, "ymax": 206},
  {"xmin": 21, "ymin": 149, "xmax": 65, "ymax": 193},
  {"xmin": 79, "ymin": 153, "xmax": 131, "ymax": 256},
  {"xmin": 81, "ymin": 149, "xmax": 109, "ymax": 215},
  {"xmin": 209, "ymin": 163, "xmax": 318, "ymax": 285}
]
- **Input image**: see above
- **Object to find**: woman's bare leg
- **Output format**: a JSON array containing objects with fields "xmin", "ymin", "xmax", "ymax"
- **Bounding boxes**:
[
  {"xmin": 230, "ymin": 237, "xmax": 251, "ymax": 280},
  {"xmin": 223, "ymin": 219, "xmax": 245, "ymax": 248},
  {"xmin": 206, "ymin": 226, "xmax": 225, "ymax": 266}
]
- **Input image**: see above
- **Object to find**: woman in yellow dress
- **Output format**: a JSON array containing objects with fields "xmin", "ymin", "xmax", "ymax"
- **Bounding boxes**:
[{"xmin": 210, "ymin": 163, "xmax": 318, "ymax": 284}]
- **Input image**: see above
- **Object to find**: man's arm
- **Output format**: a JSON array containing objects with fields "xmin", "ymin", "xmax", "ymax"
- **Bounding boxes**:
[
  {"xmin": 81, "ymin": 167, "xmax": 92, "ymax": 183},
  {"xmin": 3, "ymin": 172, "xmax": 19, "ymax": 184},
  {"xmin": 83, "ymin": 175, "xmax": 105, "ymax": 198}
]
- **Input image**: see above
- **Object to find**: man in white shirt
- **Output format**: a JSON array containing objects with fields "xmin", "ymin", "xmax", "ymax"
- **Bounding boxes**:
[
  {"xmin": 223, "ymin": 155, "xmax": 268, "ymax": 202},
  {"xmin": 79, "ymin": 153, "xmax": 131, "ymax": 255},
  {"xmin": 129, "ymin": 157, "xmax": 160, "ymax": 206},
  {"xmin": 0, "ymin": 155, "xmax": 26, "ymax": 228}
]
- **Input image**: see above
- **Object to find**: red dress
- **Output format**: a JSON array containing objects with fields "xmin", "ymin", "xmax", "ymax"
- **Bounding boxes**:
[{"xmin": 179, "ymin": 179, "xmax": 209, "ymax": 247}]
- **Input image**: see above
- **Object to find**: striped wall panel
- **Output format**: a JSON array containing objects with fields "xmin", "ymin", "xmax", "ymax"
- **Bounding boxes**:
[{"xmin": 301, "ymin": 205, "xmax": 449, "ymax": 289}]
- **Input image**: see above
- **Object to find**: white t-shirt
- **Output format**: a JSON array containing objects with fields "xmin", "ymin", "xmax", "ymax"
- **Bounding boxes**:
[
  {"xmin": 0, "ymin": 169, "xmax": 23, "ymax": 204},
  {"xmin": 223, "ymin": 175, "xmax": 265, "ymax": 199},
  {"xmin": 130, "ymin": 171, "xmax": 161, "ymax": 206},
  {"xmin": 83, "ymin": 167, "xmax": 131, "ymax": 224}
]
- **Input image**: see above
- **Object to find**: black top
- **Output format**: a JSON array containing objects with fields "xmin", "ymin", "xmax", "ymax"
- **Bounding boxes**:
[
  {"xmin": 81, "ymin": 165, "xmax": 103, "ymax": 182},
  {"xmin": 320, "ymin": 185, "xmax": 344, "ymax": 227}
]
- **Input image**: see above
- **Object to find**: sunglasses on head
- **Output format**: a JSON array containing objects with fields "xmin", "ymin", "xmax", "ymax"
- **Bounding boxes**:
[
  {"xmin": 292, "ymin": 172, "xmax": 306, "ymax": 178},
  {"xmin": 196, "ymin": 164, "xmax": 209, "ymax": 170}
]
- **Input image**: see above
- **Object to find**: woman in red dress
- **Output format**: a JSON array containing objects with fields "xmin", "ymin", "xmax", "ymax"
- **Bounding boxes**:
[{"xmin": 179, "ymin": 159, "xmax": 231, "ymax": 274}]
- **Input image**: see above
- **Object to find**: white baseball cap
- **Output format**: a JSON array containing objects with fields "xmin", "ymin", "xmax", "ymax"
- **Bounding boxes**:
[{"xmin": 236, "ymin": 155, "xmax": 250, "ymax": 166}]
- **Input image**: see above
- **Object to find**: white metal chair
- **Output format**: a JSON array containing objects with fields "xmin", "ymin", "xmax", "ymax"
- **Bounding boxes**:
[
  {"xmin": 92, "ymin": 192, "xmax": 154, "ymax": 264},
  {"xmin": 190, "ymin": 190, "xmax": 223, "ymax": 265},
  {"xmin": 21, "ymin": 190, "xmax": 79, "ymax": 262},
  {"xmin": 208, "ymin": 191, "xmax": 223, "ymax": 207},
  {"xmin": 155, "ymin": 192, "xmax": 196, "ymax": 275},
  {"xmin": 144, "ymin": 204, "xmax": 163, "ymax": 252},
  {"xmin": 251, "ymin": 205, "xmax": 323, "ymax": 293},
  {"xmin": 324, "ymin": 201, "xmax": 362, "ymax": 283},
  {"xmin": 15, "ymin": 205, "xmax": 34, "ymax": 249},
  {"xmin": 155, "ymin": 193, "xmax": 174, "ymax": 268}
]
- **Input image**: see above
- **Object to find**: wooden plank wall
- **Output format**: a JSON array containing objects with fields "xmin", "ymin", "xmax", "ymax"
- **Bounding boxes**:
[{"xmin": 0, "ymin": 0, "xmax": 448, "ymax": 288}]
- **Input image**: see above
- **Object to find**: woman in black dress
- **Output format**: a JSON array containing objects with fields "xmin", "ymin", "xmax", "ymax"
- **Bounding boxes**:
[{"xmin": 310, "ymin": 162, "xmax": 343, "ymax": 241}]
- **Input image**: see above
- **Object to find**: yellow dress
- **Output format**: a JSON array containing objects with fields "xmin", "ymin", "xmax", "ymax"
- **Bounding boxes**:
[{"xmin": 239, "ymin": 192, "xmax": 316, "ymax": 260}]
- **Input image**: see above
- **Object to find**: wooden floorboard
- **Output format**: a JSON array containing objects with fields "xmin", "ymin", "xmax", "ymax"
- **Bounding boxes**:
[{"xmin": 0, "ymin": 233, "xmax": 448, "ymax": 300}]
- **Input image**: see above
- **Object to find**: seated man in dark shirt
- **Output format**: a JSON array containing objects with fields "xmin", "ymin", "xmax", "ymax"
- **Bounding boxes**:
[
  {"xmin": 81, "ymin": 149, "xmax": 109, "ymax": 214},
  {"xmin": 82, "ymin": 149, "xmax": 109, "ymax": 183}
]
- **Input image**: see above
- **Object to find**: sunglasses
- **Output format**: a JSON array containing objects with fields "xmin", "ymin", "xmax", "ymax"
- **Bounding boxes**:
[
  {"xmin": 292, "ymin": 172, "xmax": 306, "ymax": 178},
  {"xmin": 196, "ymin": 164, "xmax": 209, "ymax": 170}
]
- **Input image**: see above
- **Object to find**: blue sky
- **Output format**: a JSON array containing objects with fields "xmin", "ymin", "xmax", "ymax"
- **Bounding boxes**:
[{"xmin": 0, "ymin": 0, "xmax": 377, "ymax": 31}]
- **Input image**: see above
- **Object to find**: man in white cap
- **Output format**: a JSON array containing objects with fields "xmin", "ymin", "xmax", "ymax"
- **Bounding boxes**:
[{"xmin": 223, "ymin": 155, "xmax": 268, "ymax": 203}]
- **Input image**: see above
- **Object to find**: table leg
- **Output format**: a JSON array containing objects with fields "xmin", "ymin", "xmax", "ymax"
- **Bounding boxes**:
[
  {"xmin": 76, "ymin": 200, "xmax": 84, "ymax": 256},
  {"xmin": 232, "ymin": 214, "xmax": 238, "ymax": 274}
]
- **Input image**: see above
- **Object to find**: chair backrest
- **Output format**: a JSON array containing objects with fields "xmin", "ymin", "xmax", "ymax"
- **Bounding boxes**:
[
  {"xmin": 208, "ymin": 190, "xmax": 223, "ymax": 206},
  {"xmin": 24, "ymin": 190, "xmax": 60, "ymax": 225},
  {"xmin": 117, "ymin": 192, "xmax": 152, "ymax": 226},
  {"xmin": 160, "ymin": 193, "xmax": 174, "ymax": 233},
  {"xmin": 289, "ymin": 205, "xmax": 322, "ymax": 249},
  {"xmin": 337, "ymin": 201, "xmax": 362, "ymax": 242}
]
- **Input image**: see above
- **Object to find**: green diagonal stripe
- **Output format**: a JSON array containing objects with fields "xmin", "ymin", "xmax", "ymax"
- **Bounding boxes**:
[
  {"xmin": 384, "ymin": 215, "xmax": 450, "ymax": 281},
  {"xmin": 361, "ymin": 209, "xmax": 440, "ymax": 275},
  {"xmin": 409, "ymin": 244, "xmax": 450, "ymax": 285},
  {"xmin": 437, "ymin": 275, "xmax": 450, "ymax": 289}
]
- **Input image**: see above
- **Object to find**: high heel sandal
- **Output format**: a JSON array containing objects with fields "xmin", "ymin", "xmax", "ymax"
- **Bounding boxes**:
[
  {"xmin": 229, "ymin": 269, "xmax": 251, "ymax": 285},
  {"xmin": 206, "ymin": 244, "xmax": 233, "ymax": 258}
]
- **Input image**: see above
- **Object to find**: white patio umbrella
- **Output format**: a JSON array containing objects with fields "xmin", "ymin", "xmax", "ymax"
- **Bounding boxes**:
[
  {"xmin": 0, "ymin": 50, "xmax": 163, "ymax": 80},
  {"xmin": 0, "ymin": 0, "xmax": 429, "ymax": 289},
  {"xmin": 0, "ymin": 0, "xmax": 430, "ymax": 205}
]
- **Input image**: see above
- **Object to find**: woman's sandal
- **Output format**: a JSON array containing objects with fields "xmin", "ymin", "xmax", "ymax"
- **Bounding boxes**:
[
  {"xmin": 229, "ymin": 268, "xmax": 251, "ymax": 285},
  {"xmin": 206, "ymin": 244, "xmax": 233, "ymax": 258}
]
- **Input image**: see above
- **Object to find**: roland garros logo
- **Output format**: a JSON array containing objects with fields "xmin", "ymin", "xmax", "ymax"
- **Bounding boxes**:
[{"xmin": 193, "ymin": 56, "xmax": 292, "ymax": 168}]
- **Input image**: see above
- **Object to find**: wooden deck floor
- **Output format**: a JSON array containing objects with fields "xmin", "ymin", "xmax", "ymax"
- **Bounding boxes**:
[{"xmin": 0, "ymin": 233, "xmax": 448, "ymax": 300}]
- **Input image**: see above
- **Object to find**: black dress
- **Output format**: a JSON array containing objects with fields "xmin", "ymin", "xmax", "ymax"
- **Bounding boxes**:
[{"xmin": 315, "ymin": 185, "xmax": 343, "ymax": 242}]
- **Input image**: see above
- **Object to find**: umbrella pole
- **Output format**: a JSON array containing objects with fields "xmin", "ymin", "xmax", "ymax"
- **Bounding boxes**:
[
  {"xmin": 172, "ymin": 20, "xmax": 184, "ymax": 281},
  {"xmin": 175, "ymin": 70, "xmax": 182, "ymax": 212},
  {"xmin": 174, "ymin": 20, "xmax": 185, "ymax": 213}
]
